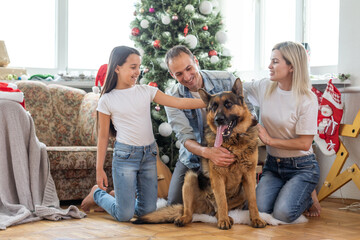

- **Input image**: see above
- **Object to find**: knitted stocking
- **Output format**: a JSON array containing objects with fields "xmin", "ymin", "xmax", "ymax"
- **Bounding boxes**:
[{"xmin": 313, "ymin": 79, "xmax": 343, "ymax": 155}]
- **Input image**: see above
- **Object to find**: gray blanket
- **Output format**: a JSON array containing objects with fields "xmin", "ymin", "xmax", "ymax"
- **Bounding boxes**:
[{"xmin": 0, "ymin": 100, "xmax": 86, "ymax": 230}]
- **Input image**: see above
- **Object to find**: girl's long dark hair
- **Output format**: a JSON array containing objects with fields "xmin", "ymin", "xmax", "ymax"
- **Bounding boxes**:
[{"xmin": 97, "ymin": 46, "xmax": 140, "ymax": 137}]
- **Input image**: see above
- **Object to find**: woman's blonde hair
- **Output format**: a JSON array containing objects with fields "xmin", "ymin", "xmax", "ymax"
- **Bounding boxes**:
[{"xmin": 266, "ymin": 41, "xmax": 312, "ymax": 104}]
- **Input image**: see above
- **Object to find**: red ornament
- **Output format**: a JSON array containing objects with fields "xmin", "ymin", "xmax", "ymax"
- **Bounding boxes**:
[
  {"xmin": 149, "ymin": 7, "xmax": 155, "ymax": 13},
  {"xmin": 131, "ymin": 27, "xmax": 140, "ymax": 36},
  {"xmin": 148, "ymin": 82, "xmax": 158, "ymax": 87},
  {"xmin": 153, "ymin": 40, "xmax": 161, "ymax": 48},
  {"xmin": 184, "ymin": 24, "xmax": 189, "ymax": 37},
  {"xmin": 155, "ymin": 105, "xmax": 161, "ymax": 111},
  {"xmin": 202, "ymin": 25, "xmax": 208, "ymax": 31},
  {"xmin": 208, "ymin": 50, "xmax": 217, "ymax": 57}
]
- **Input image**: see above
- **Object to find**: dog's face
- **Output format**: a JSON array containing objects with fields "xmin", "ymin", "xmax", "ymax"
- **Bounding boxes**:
[{"xmin": 198, "ymin": 78, "xmax": 254, "ymax": 147}]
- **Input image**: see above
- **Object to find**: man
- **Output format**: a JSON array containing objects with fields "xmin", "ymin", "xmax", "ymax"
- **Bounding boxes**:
[{"xmin": 164, "ymin": 45, "xmax": 255, "ymax": 205}]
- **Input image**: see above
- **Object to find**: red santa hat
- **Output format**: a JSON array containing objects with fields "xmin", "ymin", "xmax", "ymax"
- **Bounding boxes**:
[
  {"xmin": 95, "ymin": 64, "xmax": 108, "ymax": 87},
  {"xmin": 0, "ymin": 82, "xmax": 26, "ymax": 109}
]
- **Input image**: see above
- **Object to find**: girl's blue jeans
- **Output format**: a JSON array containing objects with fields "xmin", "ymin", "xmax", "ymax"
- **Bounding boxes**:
[
  {"xmin": 93, "ymin": 141, "xmax": 158, "ymax": 221},
  {"xmin": 256, "ymin": 153, "xmax": 320, "ymax": 223}
]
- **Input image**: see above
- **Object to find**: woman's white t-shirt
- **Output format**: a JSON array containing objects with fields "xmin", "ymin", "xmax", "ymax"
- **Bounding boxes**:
[
  {"xmin": 244, "ymin": 78, "xmax": 318, "ymax": 158},
  {"xmin": 97, "ymin": 84, "xmax": 158, "ymax": 146}
]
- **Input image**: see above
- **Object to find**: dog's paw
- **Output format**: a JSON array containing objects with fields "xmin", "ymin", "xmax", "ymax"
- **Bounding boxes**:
[
  {"xmin": 174, "ymin": 215, "xmax": 192, "ymax": 227},
  {"xmin": 251, "ymin": 217, "xmax": 267, "ymax": 228},
  {"xmin": 217, "ymin": 217, "xmax": 233, "ymax": 230}
]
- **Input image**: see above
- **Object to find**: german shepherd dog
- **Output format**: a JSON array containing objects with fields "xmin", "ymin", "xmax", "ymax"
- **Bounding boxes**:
[{"xmin": 133, "ymin": 78, "xmax": 266, "ymax": 229}]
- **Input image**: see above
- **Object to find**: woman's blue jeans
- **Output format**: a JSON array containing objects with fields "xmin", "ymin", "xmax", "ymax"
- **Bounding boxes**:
[
  {"xmin": 93, "ymin": 141, "xmax": 158, "ymax": 221},
  {"xmin": 256, "ymin": 154, "xmax": 320, "ymax": 223}
]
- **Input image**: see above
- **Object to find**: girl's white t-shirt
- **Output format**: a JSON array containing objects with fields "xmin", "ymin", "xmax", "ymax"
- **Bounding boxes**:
[
  {"xmin": 97, "ymin": 84, "xmax": 158, "ymax": 146},
  {"xmin": 244, "ymin": 78, "xmax": 318, "ymax": 158}
]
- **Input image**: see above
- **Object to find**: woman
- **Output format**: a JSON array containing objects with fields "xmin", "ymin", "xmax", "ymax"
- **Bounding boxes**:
[{"xmin": 244, "ymin": 41, "xmax": 320, "ymax": 222}]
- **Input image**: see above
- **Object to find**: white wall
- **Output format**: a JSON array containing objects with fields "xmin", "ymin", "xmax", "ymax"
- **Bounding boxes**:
[
  {"xmin": 316, "ymin": 0, "xmax": 360, "ymax": 200},
  {"xmin": 338, "ymin": 0, "xmax": 360, "ymax": 87}
]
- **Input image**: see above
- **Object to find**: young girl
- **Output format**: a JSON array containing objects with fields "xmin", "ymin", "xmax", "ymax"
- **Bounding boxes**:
[{"xmin": 81, "ymin": 46, "xmax": 205, "ymax": 221}]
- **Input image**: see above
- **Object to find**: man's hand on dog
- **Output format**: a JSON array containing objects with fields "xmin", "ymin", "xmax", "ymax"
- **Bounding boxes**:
[{"xmin": 204, "ymin": 147, "xmax": 235, "ymax": 167}]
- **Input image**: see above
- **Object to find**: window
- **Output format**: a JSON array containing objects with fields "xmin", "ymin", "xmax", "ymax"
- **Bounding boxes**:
[
  {"xmin": 1, "ymin": 0, "xmax": 135, "ymax": 75},
  {"xmin": 68, "ymin": 0, "xmax": 134, "ymax": 70},
  {"xmin": 0, "ymin": 0, "xmax": 56, "ymax": 69},
  {"xmin": 305, "ymin": 0, "xmax": 339, "ymax": 67},
  {"xmin": 223, "ymin": 0, "xmax": 340, "ymax": 80},
  {"xmin": 1, "ymin": 0, "xmax": 339, "ymax": 79}
]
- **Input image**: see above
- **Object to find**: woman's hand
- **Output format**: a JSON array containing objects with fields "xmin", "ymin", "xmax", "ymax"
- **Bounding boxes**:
[
  {"xmin": 257, "ymin": 123, "xmax": 272, "ymax": 146},
  {"xmin": 96, "ymin": 168, "xmax": 108, "ymax": 191}
]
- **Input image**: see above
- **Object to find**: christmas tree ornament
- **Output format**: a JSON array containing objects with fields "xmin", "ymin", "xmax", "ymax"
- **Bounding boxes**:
[
  {"xmin": 161, "ymin": 155, "xmax": 170, "ymax": 164},
  {"xmin": 161, "ymin": 15, "xmax": 171, "ymax": 25},
  {"xmin": 313, "ymin": 79, "xmax": 343, "ymax": 156},
  {"xmin": 184, "ymin": 24, "xmax": 189, "ymax": 37},
  {"xmin": 172, "ymin": 15, "xmax": 178, "ymax": 21},
  {"xmin": 222, "ymin": 48, "xmax": 231, "ymax": 57},
  {"xmin": 155, "ymin": 104, "xmax": 161, "ymax": 111},
  {"xmin": 149, "ymin": 7, "xmax": 155, "ymax": 13},
  {"xmin": 210, "ymin": 55, "xmax": 219, "ymax": 63},
  {"xmin": 140, "ymin": 19, "xmax": 149, "ymax": 28},
  {"xmin": 215, "ymin": 30, "xmax": 228, "ymax": 44},
  {"xmin": 138, "ymin": 48, "xmax": 144, "ymax": 56},
  {"xmin": 185, "ymin": 4, "xmax": 195, "ymax": 12},
  {"xmin": 160, "ymin": 62, "xmax": 167, "ymax": 70},
  {"xmin": 211, "ymin": 0, "xmax": 220, "ymax": 13},
  {"xmin": 162, "ymin": 31, "xmax": 171, "ymax": 38},
  {"xmin": 208, "ymin": 50, "xmax": 217, "ymax": 57},
  {"xmin": 158, "ymin": 122, "xmax": 173, "ymax": 137},
  {"xmin": 143, "ymin": 68, "xmax": 149, "ymax": 73},
  {"xmin": 153, "ymin": 39, "xmax": 161, "ymax": 48},
  {"xmin": 139, "ymin": 78, "xmax": 146, "ymax": 85},
  {"xmin": 184, "ymin": 34, "xmax": 198, "ymax": 49},
  {"xmin": 140, "ymin": 8, "xmax": 145, "ymax": 13},
  {"xmin": 133, "ymin": 11, "xmax": 137, "ymax": 16},
  {"xmin": 148, "ymin": 81, "xmax": 158, "ymax": 87},
  {"xmin": 131, "ymin": 27, "xmax": 140, "ymax": 36},
  {"xmin": 199, "ymin": 1, "xmax": 213, "ymax": 15},
  {"xmin": 202, "ymin": 25, "xmax": 208, "ymax": 31},
  {"xmin": 175, "ymin": 140, "xmax": 181, "ymax": 149}
]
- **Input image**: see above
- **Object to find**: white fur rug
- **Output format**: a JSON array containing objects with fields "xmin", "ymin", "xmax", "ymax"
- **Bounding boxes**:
[{"xmin": 156, "ymin": 199, "xmax": 308, "ymax": 226}]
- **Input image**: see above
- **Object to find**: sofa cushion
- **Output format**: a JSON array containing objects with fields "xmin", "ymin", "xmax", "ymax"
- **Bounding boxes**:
[
  {"xmin": 16, "ymin": 81, "xmax": 55, "ymax": 146},
  {"xmin": 46, "ymin": 146, "xmax": 113, "ymax": 170},
  {"xmin": 78, "ymin": 93, "xmax": 99, "ymax": 146},
  {"xmin": 49, "ymin": 84, "xmax": 86, "ymax": 146}
]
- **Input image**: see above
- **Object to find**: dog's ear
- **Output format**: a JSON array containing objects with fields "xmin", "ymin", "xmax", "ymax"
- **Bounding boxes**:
[
  {"xmin": 232, "ymin": 78, "xmax": 243, "ymax": 97},
  {"xmin": 198, "ymin": 88, "xmax": 211, "ymax": 106}
]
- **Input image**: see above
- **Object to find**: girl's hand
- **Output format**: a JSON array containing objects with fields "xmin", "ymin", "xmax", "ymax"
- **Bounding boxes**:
[
  {"xmin": 257, "ymin": 123, "xmax": 272, "ymax": 146},
  {"xmin": 96, "ymin": 168, "xmax": 108, "ymax": 191}
]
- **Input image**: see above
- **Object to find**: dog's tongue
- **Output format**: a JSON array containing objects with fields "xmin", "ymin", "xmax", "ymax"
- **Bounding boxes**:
[{"xmin": 214, "ymin": 125, "xmax": 227, "ymax": 147}]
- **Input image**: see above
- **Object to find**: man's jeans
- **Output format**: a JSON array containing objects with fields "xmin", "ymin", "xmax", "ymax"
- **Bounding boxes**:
[
  {"xmin": 256, "ymin": 154, "xmax": 320, "ymax": 223},
  {"xmin": 93, "ymin": 141, "xmax": 158, "ymax": 221}
]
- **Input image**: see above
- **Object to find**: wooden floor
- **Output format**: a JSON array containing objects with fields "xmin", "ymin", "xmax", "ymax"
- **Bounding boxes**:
[{"xmin": 2, "ymin": 198, "xmax": 360, "ymax": 240}]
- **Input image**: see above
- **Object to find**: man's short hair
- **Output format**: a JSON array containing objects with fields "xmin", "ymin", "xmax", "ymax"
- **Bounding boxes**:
[{"xmin": 165, "ymin": 45, "xmax": 195, "ymax": 69}]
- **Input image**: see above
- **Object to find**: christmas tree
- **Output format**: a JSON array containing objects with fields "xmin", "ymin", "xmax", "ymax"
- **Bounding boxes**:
[{"xmin": 130, "ymin": 0, "xmax": 231, "ymax": 170}]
